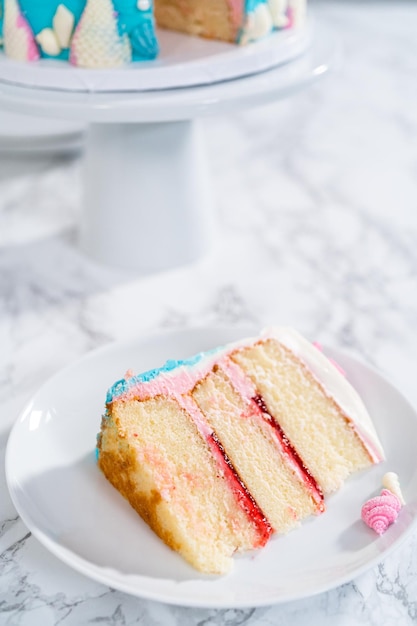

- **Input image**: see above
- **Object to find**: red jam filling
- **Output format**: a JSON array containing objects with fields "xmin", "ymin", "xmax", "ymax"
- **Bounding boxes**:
[
  {"xmin": 252, "ymin": 394, "xmax": 325, "ymax": 511},
  {"xmin": 208, "ymin": 432, "xmax": 272, "ymax": 547}
]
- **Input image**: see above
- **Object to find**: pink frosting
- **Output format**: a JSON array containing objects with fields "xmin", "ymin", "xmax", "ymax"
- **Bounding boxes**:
[
  {"xmin": 226, "ymin": 0, "xmax": 245, "ymax": 32},
  {"xmin": 286, "ymin": 6, "xmax": 295, "ymax": 29},
  {"xmin": 361, "ymin": 489, "xmax": 402, "ymax": 535}
]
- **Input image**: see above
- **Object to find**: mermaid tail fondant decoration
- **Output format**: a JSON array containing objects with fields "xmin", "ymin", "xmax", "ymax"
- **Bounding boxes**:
[
  {"xmin": 3, "ymin": 0, "xmax": 39, "ymax": 61},
  {"xmin": 130, "ymin": 19, "xmax": 158, "ymax": 60},
  {"xmin": 70, "ymin": 0, "xmax": 131, "ymax": 68},
  {"xmin": 113, "ymin": 0, "xmax": 158, "ymax": 61}
]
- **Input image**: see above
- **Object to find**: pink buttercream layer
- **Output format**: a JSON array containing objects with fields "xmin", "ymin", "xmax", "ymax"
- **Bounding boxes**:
[
  {"xmin": 361, "ymin": 489, "xmax": 402, "ymax": 535},
  {"xmin": 115, "ymin": 355, "xmax": 220, "ymax": 403},
  {"xmin": 16, "ymin": 14, "xmax": 40, "ymax": 61}
]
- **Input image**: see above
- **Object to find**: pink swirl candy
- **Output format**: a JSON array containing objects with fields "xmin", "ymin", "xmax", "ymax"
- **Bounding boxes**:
[{"xmin": 361, "ymin": 489, "xmax": 402, "ymax": 535}]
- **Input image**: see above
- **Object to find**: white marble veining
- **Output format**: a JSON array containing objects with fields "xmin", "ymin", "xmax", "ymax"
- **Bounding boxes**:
[{"xmin": 1, "ymin": 0, "xmax": 417, "ymax": 623}]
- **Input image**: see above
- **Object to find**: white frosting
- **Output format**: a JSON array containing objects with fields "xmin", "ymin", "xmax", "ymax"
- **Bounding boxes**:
[
  {"xmin": 262, "ymin": 327, "xmax": 385, "ymax": 462},
  {"xmin": 289, "ymin": 0, "xmax": 307, "ymax": 27},
  {"xmin": 240, "ymin": 4, "xmax": 273, "ymax": 46},
  {"xmin": 137, "ymin": 0, "xmax": 151, "ymax": 11},
  {"xmin": 268, "ymin": 0, "xmax": 290, "ymax": 28},
  {"xmin": 53, "ymin": 4, "xmax": 75, "ymax": 49}
]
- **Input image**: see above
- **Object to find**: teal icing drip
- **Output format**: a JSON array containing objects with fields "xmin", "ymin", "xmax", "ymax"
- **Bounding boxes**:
[
  {"xmin": 17, "ymin": 0, "xmax": 85, "ymax": 59},
  {"xmin": 107, "ymin": 346, "xmax": 223, "ymax": 404},
  {"xmin": 245, "ymin": 0, "xmax": 267, "ymax": 14},
  {"xmin": 43, "ymin": 49, "xmax": 70, "ymax": 61},
  {"xmin": 18, "ymin": 0, "xmax": 86, "ymax": 36},
  {"xmin": 113, "ymin": 0, "xmax": 158, "ymax": 60},
  {"xmin": 237, "ymin": 0, "xmax": 268, "ymax": 43}
]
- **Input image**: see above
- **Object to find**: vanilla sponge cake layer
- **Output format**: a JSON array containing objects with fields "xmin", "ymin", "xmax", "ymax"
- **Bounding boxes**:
[
  {"xmin": 155, "ymin": 0, "xmax": 238, "ymax": 42},
  {"xmin": 231, "ymin": 339, "xmax": 374, "ymax": 494},
  {"xmin": 98, "ymin": 395, "xmax": 265, "ymax": 574},
  {"xmin": 192, "ymin": 367, "xmax": 319, "ymax": 533}
]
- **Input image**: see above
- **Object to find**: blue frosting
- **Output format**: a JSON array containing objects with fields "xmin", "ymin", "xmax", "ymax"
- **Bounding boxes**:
[
  {"xmin": 106, "ymin": 346, "xmax": 222, "ymax": 404},
  {"xmin": 245, "ymin": 0, "xmax": 267, "ymax": 13},
  {"xmin": 18, "ymin": 0, "xmax": 85, "ymax": 35},
  {"xmin": 8, "ymin": 0, "xmax": 158, "ymax": 62}
]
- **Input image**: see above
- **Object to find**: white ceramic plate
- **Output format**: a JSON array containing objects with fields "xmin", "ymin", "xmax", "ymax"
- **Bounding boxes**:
[
  {"xmin": 5, "ymin": 327, "xmax": 417, "ymax": 608},
  {"xmin": 0, "ymin": 25, "xmax": 311, "ymax": 93}
]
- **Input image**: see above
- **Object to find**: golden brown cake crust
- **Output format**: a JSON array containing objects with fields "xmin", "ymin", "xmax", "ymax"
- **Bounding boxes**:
[
  {"xmin": 154, "ymin": 0, "xmax": 239, "ymax": 42},
  {"xmin": 97, "ymin": 411, "xmax": 180, "ymax": 553},
  {"xmin": 97, "ymin": 396, "xmax": 264, "ymax": 573}
]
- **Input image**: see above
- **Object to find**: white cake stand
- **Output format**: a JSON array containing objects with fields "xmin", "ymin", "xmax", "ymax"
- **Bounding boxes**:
[{"xmin": 0, "ymin": 23, "xmax": 339, "ymax": 272}]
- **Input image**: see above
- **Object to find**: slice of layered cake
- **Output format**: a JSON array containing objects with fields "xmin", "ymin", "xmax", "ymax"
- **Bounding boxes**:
[{"xmin": 97, "ymin": 327, "xmax": 384, "ymax": 574}]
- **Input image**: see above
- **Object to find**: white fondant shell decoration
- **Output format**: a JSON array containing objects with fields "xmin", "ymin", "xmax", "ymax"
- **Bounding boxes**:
[
  {"xmin": 382, "ymin": 472, "xmax": 405, "ymax": 505},
  {"xmin": 288, "ymin": 0, "xmax": 306, "ymax": 28},
  {"xmin": 240, "ymin": 4, "xmax": 273, "ymax": 45},
  {"xmin": 137, "ymin": 0, "xmax": 151, "ymax": 10},
  {"xmin": 268, "ymin": 0, "xmax": 289, "ymax": 28},
  {"xmin": 361, "ymin": 489, "xmax": 402, "ymax": 535},
  {"xmin": 4, "ymin": 0, "xmax": 40, "ymax": 61},
  {"xmin": 36, "ymin": 28, "xmax": 61, "ymax": 56},
  {"xmin": 53, "ymin": 4, "xmax": 75, "ymax": 49}
]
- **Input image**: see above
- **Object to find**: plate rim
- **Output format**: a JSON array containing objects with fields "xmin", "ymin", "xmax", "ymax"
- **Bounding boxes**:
[{"xmin": 5, "ymin": 325, "xmax": 417, "ymax": 608}]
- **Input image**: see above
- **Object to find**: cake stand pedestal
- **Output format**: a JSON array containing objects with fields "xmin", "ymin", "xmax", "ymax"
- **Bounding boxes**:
[
  {"xmin": 83, "ymin": 120, "xmax": 212, "ymax": 271},
  {"xmin": 0, "ymin": 24, "xmax": 339, "ymax": 272}
]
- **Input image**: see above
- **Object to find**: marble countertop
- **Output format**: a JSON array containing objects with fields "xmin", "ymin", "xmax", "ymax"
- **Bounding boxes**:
[{"xmin": 1, "ymin": 0, "xmax": 417, "ymax": 623}]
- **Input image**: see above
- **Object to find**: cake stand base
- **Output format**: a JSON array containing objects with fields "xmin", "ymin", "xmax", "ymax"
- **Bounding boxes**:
[{"xmin": 82, "ymin": 120, "xmax": 212, "ymax": 271}]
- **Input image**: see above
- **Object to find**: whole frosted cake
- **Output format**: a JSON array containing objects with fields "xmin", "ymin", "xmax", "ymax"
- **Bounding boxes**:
[
  {"xmin": 0, "ymin": 0, "xmax": 306, "ymax": 68},
  {"xmin": 97, "ymin": 327, "xmax": 384, "ymax": 574}
]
